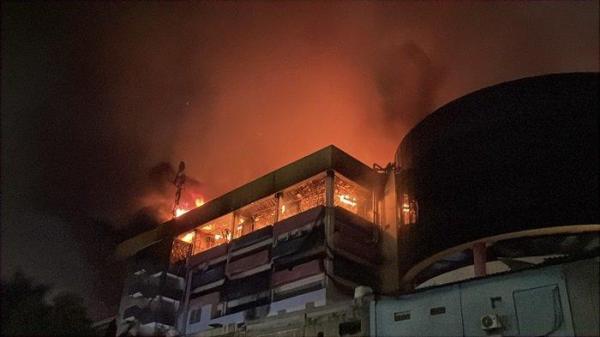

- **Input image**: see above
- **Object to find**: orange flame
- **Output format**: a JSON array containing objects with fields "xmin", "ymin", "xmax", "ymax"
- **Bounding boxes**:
[
  {"xmin": 179, "ymin": 231, "xmax": 195, "ymax": 243},
  {"xmin": 174, "ymin": 197, "xmax": 206, "ymax": 218},
  {"xmin": 175, "ymin": 208, "xmax": 189, "ymax": 217}
]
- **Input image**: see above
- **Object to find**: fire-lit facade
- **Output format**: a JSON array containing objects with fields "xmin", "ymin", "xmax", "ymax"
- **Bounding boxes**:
[
  {"xmin": 115, "ymin": 146, "xmax": 398, "ymax": 336},
  {"xmin": 114, "ymin": 73, "xmax": 599, "ymax": 337},
  {"xmin": 172, "ymin": 172, "xmax": 375, "ymax": 260}
]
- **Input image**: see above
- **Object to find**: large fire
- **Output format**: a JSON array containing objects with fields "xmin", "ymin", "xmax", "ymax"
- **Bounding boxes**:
[{"xmin": 175, "ymin": 197, "xmax": 205, "ymax": 218}]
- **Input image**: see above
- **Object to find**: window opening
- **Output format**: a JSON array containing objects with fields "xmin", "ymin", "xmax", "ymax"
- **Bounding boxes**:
[
  {"xmin": 189, "ymin": 308, "xmax": 202, "ymax": 324},
  {"xmin": 334, "ymin": 174, "xmax": 373, "ymax": 221},
  {"xmin": 278, "ymin": 173, "xmax": 326, "ymax": 221}
]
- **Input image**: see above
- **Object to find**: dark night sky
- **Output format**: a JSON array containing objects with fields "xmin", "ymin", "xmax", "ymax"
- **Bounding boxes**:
[{"xmin": 1, "ymin": 1, "xmax": 598, "ymax": 320}]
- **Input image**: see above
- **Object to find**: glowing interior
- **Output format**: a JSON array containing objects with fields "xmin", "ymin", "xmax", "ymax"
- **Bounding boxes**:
[
  {"xmin": 334, "ymin": 173, "xmax": 373, "ymax": 221},
  {"xmin": 278, "ymin": 174, "xmax": 326, "ymax": 222},
  {"xmin": 173, "ymin": 171, "xmax": 373, "ymax": 259}
]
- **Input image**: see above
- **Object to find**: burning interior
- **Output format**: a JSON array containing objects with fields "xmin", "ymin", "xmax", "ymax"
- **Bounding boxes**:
[
  {"xmin": 172, "ymin": 171, "xmax": 374, "ymax": 261},
  {"xmin": 117, "ymin": 146, "xmax": 391, "ymax": 336}
]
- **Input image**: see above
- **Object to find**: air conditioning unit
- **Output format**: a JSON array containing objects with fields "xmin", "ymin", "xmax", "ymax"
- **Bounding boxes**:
[{"xmin": 480, "ymin": 314, "xmax": 502, "ymax": 330}]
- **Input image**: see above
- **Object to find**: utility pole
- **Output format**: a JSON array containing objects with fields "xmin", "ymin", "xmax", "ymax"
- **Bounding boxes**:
[{"xmin": 172, "ymin": 161, "xmax": 186, "ymax": 217}]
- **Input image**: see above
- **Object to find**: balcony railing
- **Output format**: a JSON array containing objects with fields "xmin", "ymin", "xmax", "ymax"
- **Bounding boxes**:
[
  {"xmin": 137, "ymin": 308, "xmax": 176, "ymax": 326},
  {"xmin": 170, "ymin": 240, "xmax": 192, "ymax": 264},
  {"xmin": 128, "ymin": 273, "xmax": 184, "ymax": 301}
]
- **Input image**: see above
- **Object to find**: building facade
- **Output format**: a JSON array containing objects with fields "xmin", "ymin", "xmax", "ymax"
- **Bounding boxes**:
[
  {"xmin": 115, "ymin": 146, "xmax": 401, "ymax": 336},
  {"xmin": 114, "ymin": 73, "xmax": 599, "ymax": 337}
]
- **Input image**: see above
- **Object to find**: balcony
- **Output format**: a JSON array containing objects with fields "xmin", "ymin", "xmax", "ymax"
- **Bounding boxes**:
[
  {"xmin": 138, "ymin": 308, "xmax": 176, "ymax": 326},
  {"xmin": 128, "ymin": 272, "xmax": 185, "ymax": 301},
  {"xmin": 272, "ymin": 224, "xmax": 325, "ymax": 269},
  {"xmin": 191, "ymin": 263, "xmax": 226, "ymax": 293},
  {"xmin": 188, "ymin": 243, "xmax": 228, "ymax": 269},
  {"xmin": 128, "ymin": 279, "xmax": 156, "ymax": 298},
  {"xmin": 332, "ymin": 207, "xmax": 381, "ymax": 266},
  {"xmin": 170, "ymin": 239, "xmax": 192, "ymax": 265},
  {"xmin": 122, "ymin": 305, "xmax": 144, "ymax": 320},
  {"xmin": 132, "ymin": 297, "xmax": 179, "ymax": 326}
]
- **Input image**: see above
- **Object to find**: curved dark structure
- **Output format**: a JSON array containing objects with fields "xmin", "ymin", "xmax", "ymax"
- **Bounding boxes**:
[{"xmin": 395, "ymin": 72, "xmax": 599, "ymax": 284}]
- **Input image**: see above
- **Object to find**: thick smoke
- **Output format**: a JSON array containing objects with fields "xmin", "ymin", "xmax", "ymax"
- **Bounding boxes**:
[
  {"xmin": 133, "ymin": 162, "xmax": 205, "ymax": 228},
  {"xmin": 375, "ymin": 41, "xmax": 446, "ymax": 138},
  {"xmin": 105, "ymin": 1, "xmax": 599, "ymax": 196},
  {"xmin": 2, "ymin": 1, "xmax": 598, "ymax": 319}
]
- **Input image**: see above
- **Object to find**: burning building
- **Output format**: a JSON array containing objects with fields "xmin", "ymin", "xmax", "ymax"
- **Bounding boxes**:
[
  {"xmin": 115, "ymin": 72, "xmax": 598, "ymax": 337},
  {"xmin": 116, "ymin": 146, "xmax": 394, "ymax": 336}
]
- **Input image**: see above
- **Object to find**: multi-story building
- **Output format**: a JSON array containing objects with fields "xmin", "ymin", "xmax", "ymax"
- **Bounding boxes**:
[
  {"xmin": 114, "ymin": 72, "xmax": 598, "ymax": 337},
  {"xmin": 115, "ymin": 145, "xmax": 401, "ymax": 336}
]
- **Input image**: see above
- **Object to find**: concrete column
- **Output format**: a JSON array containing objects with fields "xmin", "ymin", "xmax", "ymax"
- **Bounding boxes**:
[
  {"xmin": 274, "ymin": 192, "xmax": 282, "ymax": 223},
  {"xmin": 325, "ymin": 170, "xmax": 335, "ymax": 207},
  {"xmin": 324, "ymin": 170, "xmax": 335, "ymax": 249},
  {"xmin": 380, "ymin": 171, "xmax": 400, "ymax": 293},
  {"xmin": 473, "ymin": 242, "xmax": 487, "ymax": 277}
]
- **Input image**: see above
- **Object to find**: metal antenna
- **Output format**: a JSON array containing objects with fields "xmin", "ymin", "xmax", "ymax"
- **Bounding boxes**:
[{"xmin": 173, "ymin": 161, "xmax": 186, "ymax": 217}]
